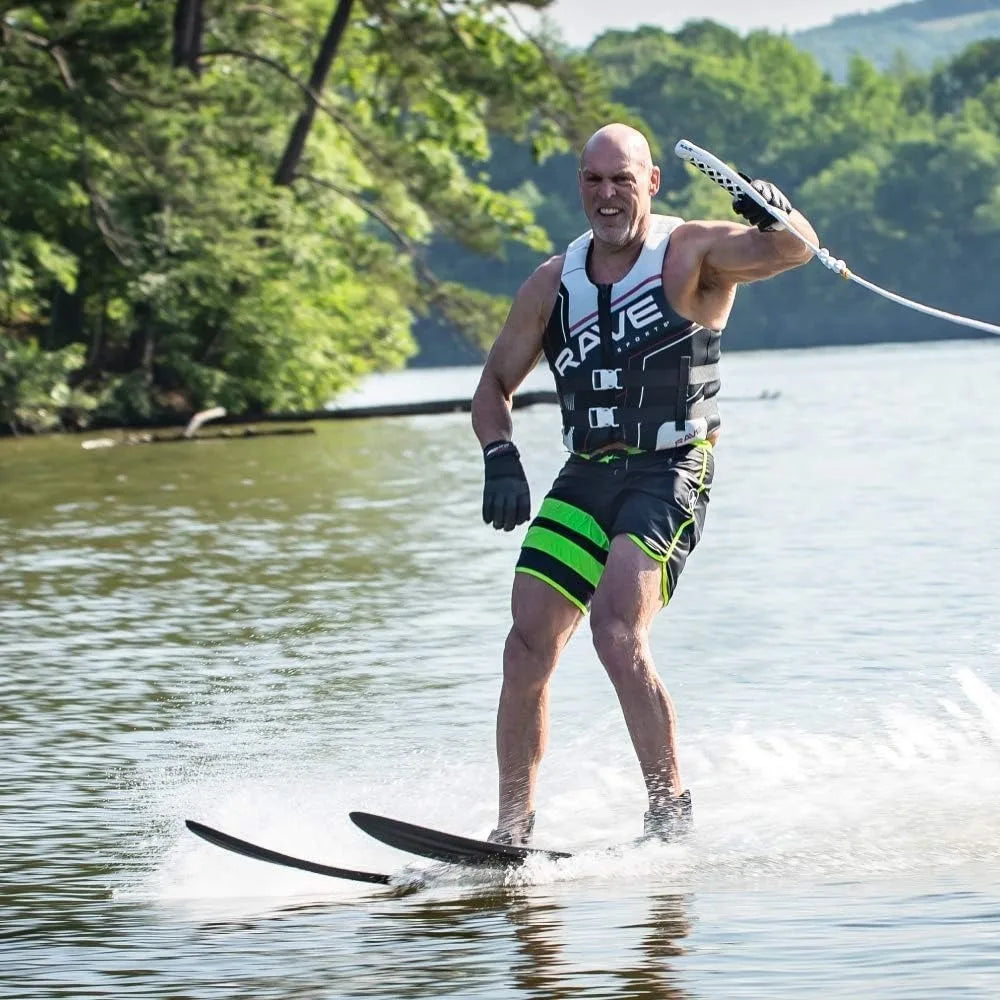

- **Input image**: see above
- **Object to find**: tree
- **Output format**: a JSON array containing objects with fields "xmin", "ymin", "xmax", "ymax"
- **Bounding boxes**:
[
  {"xmin": 0, "ymin": 0, "xmax": 616, "ymax": 426},
  {"xmin": 929, "ymin": 38, "xmax": 1000, "ymax": 115}
]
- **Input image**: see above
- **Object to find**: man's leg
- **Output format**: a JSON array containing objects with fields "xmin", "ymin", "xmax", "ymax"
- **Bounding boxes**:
[
  {"xmin": 590, "ymin": 536, "xmax": 682, "ymax": 808},
  {"xmin": 495, "ymin": 572, "xmax": 582, "ymax": 839}
]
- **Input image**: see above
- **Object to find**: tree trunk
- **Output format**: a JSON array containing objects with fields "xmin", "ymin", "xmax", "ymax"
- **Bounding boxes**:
[
  {"xmin": 273, "ymin": 0, "xmax": 356, "ymax": 186},
  {"xmin": 173, "ymin": 0, "xmax": 204, "ymax": 75}
]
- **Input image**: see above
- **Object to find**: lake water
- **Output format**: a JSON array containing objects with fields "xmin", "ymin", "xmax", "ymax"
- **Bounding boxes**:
[{"xmin": 4, "ymin": 340, "xmax": 1000, "ymax": 999}]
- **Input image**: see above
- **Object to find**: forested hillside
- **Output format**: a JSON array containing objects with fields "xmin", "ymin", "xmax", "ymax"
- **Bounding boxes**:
[
  {"xmin": 795, "ymin": 0, "xmax": 1000, "ymax": 77},
  {"xmin": 3, "ymin": 3, "xmax": 1000, "ymax": 429}
]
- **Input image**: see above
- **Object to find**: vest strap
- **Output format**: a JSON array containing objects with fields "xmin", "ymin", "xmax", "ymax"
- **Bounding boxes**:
[
  {"xmin": 675, "ymin": 356, "xmax": 691, "ymax": 430},
  {"xmin": 563, "ymin": 363, "xmax": 719, "ymax": 393},
  {"xmin": 579, "ymin": 397, "xmax": 717, "ymax": 430}
]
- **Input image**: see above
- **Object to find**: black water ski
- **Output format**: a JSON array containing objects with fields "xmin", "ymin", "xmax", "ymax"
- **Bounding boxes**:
[
  {"xmin": 350, "ymin": 811, "xmax": 572, "ymax": 869},
  {"xmin": 185, "ymin": 819, "xmax": 391, "ymax": 885}
]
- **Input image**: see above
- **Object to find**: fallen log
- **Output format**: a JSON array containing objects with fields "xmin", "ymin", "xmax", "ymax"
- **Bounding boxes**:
[
  {"xmin": 79, "ymin": 388, "xmax": 780, "ymax": 448},
  {"xmin": 323, "ymin": 389, "xmax": 558, "ymax": 420},
  {"xmin": 82, "ymin": 426, "xmax": 316, "ymax": 449}
]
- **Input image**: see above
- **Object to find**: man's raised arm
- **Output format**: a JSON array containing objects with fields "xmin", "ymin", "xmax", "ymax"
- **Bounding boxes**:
[{"xmin": 698, "ymin": 176, "xmax": 817, "ymax": 287}]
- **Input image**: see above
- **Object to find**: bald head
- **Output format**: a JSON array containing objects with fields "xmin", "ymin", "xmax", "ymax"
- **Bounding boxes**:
[
  {"xmin": 578, "ymin": 123, "xmax": 659, "ymax": 250},
  {"xmin": 580, "ymin": 123, "xmax": 653, "ymax": 174}
]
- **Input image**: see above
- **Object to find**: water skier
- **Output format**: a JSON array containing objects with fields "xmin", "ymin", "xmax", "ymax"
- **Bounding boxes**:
[{"xmin": 472, "ymin": 122, "xmax": 817, "ymax": 844}]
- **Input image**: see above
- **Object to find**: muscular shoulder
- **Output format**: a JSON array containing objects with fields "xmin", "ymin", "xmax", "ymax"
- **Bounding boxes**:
[
  {"xmin": 517, "ymin": 253, "xmax": 564, "ymax": 322},
  {"xmin": 526, "ymin": 253, "xmax": 564, "ymax": 299}
]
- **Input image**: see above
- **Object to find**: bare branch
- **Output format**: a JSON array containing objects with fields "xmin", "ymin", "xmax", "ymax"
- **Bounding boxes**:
[
  {"xmin": 1, "ymin": 19, "xmax": 76, "ymax": 87},
  {"xmin": 201, "ymin": 47, "xmax": 322, "ymax": 101},
  {"xmin": 201, "ymin": 46, "xmax": 392, "ymax": 169},
  {"xmin": 199, "ymin": 45, "xmax": 489, "ymax": 245},
  {"xmin": 297, "ymin": 171, "xmax": 440, "ymax": 289}
]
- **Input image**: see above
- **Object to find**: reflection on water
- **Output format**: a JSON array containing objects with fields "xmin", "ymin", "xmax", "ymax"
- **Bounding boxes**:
[
  {"xmin": 4, "ymin": 346, "xmax": 1000, "ymax": 998},
  {"xmin": 357, "ymin": 889, "xmax": 693, "ymax": 1000}
]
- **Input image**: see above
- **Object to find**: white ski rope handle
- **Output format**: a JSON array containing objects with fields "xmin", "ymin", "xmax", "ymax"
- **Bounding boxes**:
[{"xmin": 674, "ymin": 138, "xmax": 1000, "ymax": 337}]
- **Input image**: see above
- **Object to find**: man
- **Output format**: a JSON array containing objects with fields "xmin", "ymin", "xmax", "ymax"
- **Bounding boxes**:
[{"xmin": 471, "ymin": 123, "xmax": 816, "ymax": 845}]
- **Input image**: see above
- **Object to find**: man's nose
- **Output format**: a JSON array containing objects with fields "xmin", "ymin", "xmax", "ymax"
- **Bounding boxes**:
[{"xmin": 597, "ymin": 179, "xmax": 616, "ymax": 200}]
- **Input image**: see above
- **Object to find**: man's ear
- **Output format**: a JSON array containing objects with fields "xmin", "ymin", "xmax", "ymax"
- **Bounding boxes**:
[{"xmin": 649, "ymin": 165, "xmax": 661, "ymax": 196}]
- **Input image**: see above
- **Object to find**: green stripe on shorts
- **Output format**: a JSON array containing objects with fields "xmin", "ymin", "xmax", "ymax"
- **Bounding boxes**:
[
  {"xmin": 535, "ymin": 497, "xmax": 610, "ymax": 550},
  {"xmin": 522, "ymin": 525, "xmax": 605, "ymax": 588}
]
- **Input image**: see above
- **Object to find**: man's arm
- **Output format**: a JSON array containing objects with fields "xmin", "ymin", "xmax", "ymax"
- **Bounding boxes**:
[
  {"xmin": 698, "ymin": 212, "xmax": 816, "ymax": 286},
  {"xmin": 699, "ymin": 174, "xmax": 817, "ymax": 286},
  {"xmin": 471, "ymin": 256, "xmax": 560, "ymax": 446},
  {"xmin": 471, "ymin": 256, "xmax": 561, "ymax": 531},
  {"xmin": 665, "ymin": 175, "xmax": 817, "ymax": 331}
]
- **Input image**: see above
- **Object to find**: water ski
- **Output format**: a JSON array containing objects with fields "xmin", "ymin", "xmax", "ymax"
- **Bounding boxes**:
[
  {"xmin": 185, "ymin": 819, "xmax": 392, "ymax": 885},
  {"xmin": 349, "ymin": 811, "xmax": 572, "ymax": 868}
]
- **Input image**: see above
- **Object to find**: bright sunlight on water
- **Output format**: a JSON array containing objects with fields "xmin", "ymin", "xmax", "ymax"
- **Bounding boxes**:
[{"xmin": 3, "ymin": 340, "xmax": 1000, "ymax": 998}]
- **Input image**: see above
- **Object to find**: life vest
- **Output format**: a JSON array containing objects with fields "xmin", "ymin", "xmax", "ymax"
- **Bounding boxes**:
[{"xmin": 542, "ymin": 214, "xmax": 722, "ymax": 453}]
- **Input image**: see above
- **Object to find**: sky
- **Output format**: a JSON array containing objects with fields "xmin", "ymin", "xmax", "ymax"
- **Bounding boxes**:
[{"xmin": 533, "ymin": 0, "xmax": 912, "ymax": 47}]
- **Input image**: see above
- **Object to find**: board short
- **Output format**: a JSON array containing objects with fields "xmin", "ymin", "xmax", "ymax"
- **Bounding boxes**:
[{"xmin": 515, "ymin": 442, "xmax": 714, "ymax": 612}]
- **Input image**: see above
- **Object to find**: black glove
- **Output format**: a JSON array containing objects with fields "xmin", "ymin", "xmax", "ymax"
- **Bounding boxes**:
[
  {"xmin": 732, "ymin": 172, "xmax": 793, "ymax": 232},
  {"xmin": 482, "ymin": 440, "xmax": 530, "ymax": 532}
]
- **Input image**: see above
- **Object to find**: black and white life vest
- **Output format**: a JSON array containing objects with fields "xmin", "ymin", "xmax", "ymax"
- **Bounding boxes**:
[{"xmin": 542, "ymin": 215, "xmax": 722, "ymax": 453}]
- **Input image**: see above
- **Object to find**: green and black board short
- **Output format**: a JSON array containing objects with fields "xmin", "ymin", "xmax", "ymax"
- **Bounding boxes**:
[{"xmin": 515, "ymin": 442, "xmax": 714, "ymax": 612}]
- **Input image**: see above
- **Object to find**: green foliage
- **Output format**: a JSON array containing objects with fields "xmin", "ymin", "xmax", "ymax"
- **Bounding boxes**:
[
  {"xmin": 0, "ymin": 337, "xmax": 93, "ymax": 433},
  {"xmin": 928, "ymin": 39, "xmax": 1000, "ymax": 115},
  {"xmin": 0, "ymin": 0, "xmax": 614, "ymax": 428}
]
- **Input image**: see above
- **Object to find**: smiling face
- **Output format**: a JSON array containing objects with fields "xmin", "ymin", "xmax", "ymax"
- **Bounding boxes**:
[{"xmin": 578, "ymin": 125, "xmax": 660, "ymax": 250}]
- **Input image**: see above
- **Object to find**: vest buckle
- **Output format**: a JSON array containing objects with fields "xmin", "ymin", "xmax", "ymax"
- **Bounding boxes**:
[
  {"xmin": 588, "ymin": 406, "xmax": 619, "ymax": 429},
  {"xmin": 591, "ymin": 368, "xmax": 622, "ymax": 391}
]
